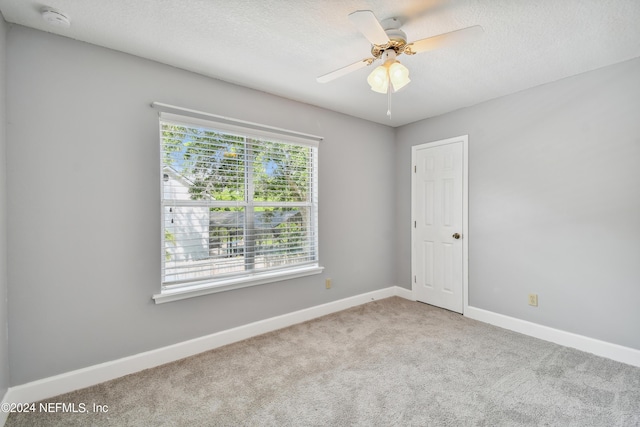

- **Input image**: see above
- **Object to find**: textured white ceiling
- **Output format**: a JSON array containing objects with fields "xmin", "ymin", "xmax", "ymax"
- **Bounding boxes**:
[{"xmin": 1, "ymin": 0, "xmax": 639, "ymax": 127}]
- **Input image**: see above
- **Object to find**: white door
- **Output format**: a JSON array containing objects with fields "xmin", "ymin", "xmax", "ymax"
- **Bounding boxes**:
[{"xmin": 412, "ymin": 136, "xmax": 467, "ymax": 313}]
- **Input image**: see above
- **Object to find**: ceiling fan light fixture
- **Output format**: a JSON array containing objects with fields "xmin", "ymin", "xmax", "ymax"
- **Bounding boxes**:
[{"xmin": 367, "ymin": 60, "xmax": 410, "ymax": 93}]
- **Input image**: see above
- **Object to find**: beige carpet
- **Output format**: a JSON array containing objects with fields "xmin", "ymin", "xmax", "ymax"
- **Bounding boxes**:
[{"xmin": 7, "ymin": 297, "xmax": 640, "ymax": 426}]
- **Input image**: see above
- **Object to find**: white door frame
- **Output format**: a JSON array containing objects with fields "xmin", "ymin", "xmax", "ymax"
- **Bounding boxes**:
[{"xmin": 411, "ymin": 135, "xmax": 469, "ymax": 313}]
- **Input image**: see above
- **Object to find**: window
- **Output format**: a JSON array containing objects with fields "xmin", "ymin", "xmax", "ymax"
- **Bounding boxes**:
[{"xmin": 153, "ymin": 104, "xmax": 322, "ymax": 302}]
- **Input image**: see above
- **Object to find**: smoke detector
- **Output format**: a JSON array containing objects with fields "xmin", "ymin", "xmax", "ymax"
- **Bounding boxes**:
[{"xmin": 41, "ymin": 8, "xmax": 71, "ymax": 28}]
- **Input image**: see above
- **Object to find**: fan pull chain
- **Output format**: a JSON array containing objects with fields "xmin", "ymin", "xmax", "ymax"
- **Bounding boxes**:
[{"xmin": 387, "ymin": 86, "xmax": 392, "ymax": 118}]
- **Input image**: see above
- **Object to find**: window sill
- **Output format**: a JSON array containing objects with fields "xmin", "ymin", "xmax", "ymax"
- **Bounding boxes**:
[{"xmin": 152, "ymin": 265, "xmax": 324, "ymax": 304}]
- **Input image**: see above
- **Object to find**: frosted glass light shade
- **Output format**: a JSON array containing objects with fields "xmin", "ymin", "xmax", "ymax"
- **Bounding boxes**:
[
  {"xmin": 367, "ymin": 65, "xmax": 389, "ymax": 93},
  {"xmin": 389, "ymin": 62, "xmax": 410, "ymax": 91},
  {"xmin": 367, "ymin": 60, "xmax": 411, "ymax": 94}
]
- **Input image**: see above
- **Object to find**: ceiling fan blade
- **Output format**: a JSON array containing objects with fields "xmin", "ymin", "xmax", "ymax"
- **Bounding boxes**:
[
  {"xmin": 405, "ymin": 25, "xmax": 484, "ymax": 55},
  {"xmin": 348, "ymin": 10, "xmax": 390, "ymax": 46},
  {"xmin": 317, "ymin": 58, "xmax": 373, "ymax": 83}
]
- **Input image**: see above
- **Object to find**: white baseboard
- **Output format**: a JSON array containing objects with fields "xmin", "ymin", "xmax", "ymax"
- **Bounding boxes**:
[
  {"xmin": 0, "ymin": 389, "xmax": 7, "ymax": 426},
  {"xmin": 3, "ymin": 286, "xmax": 410, "ymax": 407},
  {"xmin": 465, "ymin": 306, "xmax": 640, "ymax": 368},
  {"xmin": 394, "ymin": 285, "xmax": 414, "ymax": 301}
]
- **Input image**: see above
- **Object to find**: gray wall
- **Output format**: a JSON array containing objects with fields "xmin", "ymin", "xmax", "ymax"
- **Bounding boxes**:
[
  {"xmin": 0, "ymin": 15, "xmax": 9, "ymax": 397},
  {"xmin": 396, "ymin": 57, "xmax": 640, "ymax": 350},
  {"xmin": 5, "ymin": 26, "xmax": 396, "ymax": 385}
]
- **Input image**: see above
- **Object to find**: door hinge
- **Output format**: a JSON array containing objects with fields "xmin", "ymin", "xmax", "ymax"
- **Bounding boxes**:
[
  {"xmin": 414, "ymin": 275, "xmax": 417, "ymax": 283},
  {"xmin": 414, "ymin": 165, "xmax": 417, "ymax": 173},
  {"xmin": 414, "ymin": 221, "xmax": 417, "ymax": 228}
]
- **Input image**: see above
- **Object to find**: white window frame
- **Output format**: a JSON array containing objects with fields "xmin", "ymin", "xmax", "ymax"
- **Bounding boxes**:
[{"xmin": 152, "ymin": 103, "xmax": 323, "ymax": 303}]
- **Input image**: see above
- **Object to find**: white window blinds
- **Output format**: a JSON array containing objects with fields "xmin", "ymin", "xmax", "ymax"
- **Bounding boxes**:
[{"xmin": 158, "ymin": 107, "xmax": 320, "ymax": 295}]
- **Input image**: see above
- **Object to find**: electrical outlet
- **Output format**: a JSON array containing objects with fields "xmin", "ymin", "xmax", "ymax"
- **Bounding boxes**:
[
  {"xmin": 325, "ymin": 278, "xmax": 332, "ymax": 289},
  {"xmin": 528, "ymin": 294, "xmax": 538, "ymax": 307}
]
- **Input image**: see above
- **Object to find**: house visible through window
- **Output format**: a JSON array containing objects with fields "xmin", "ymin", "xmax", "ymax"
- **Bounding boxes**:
[{"xmin": 157, "ymin": 108, "xmax": 321, "ymax": 301}]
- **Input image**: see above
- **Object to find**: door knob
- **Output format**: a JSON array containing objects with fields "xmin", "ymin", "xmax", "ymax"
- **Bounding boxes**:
[{"xmin": 452, "ymin": 233, "xmax": 461, "ymax": 239}]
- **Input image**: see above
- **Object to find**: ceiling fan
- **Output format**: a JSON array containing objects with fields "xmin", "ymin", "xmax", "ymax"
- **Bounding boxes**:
[{"xmin": 317, "ymin": 10, "xmax": 483, "ymax": 116}]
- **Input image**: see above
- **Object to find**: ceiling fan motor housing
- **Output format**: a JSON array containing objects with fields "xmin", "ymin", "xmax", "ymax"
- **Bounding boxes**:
[
  {"xmin": 385, "ymin": 28, "xmax": 407, "ymax": 43},
  {"xmin": 371, "ymin": 37, "xmax": 407, "ymax": 59},
  {"xmin": 371, "ymin": 22, "xmax": 408, "ymax": 59}
]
